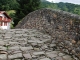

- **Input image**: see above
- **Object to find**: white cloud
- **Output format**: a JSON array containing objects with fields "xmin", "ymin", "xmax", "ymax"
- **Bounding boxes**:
[{"xmin": 46, "ymin": 0, "xmax": 80, "ymax": 4}]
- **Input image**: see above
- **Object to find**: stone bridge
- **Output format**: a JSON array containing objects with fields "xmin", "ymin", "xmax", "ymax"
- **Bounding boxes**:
[
  {"xmin": 16, "ymin": 8, "xmax": 80, "ymax": 59},
  {"xmin": 0, "ymin": 29, "xmax": 77, "ymax": 60}
]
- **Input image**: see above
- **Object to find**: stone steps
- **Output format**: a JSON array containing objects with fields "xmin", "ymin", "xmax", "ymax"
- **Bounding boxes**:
[{"xmin": 0, "ymin": 29, "xmax": 76, "ymax": 60}]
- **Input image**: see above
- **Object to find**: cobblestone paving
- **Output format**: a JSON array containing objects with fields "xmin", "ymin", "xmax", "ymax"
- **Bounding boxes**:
[{"xmin": 0, "ymin": 29, "xmax": 75, "ymax": 60}]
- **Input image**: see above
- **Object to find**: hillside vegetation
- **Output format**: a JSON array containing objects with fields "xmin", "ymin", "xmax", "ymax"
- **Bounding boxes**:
[{"xmin": 40, "ymin": 0, "xmax": 80, "ymax": 15}]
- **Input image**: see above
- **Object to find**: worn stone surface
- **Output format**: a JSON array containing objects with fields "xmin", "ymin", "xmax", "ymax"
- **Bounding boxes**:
[
  {"xmin": 0, "ymin": 29, "xmax": 76, "ymax": 60},
  {"xmin": 15, "ymin": 8, "xmax": 80, "ymax": 59}
]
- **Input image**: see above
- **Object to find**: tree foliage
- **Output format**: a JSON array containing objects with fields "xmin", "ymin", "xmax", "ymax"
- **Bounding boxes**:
[
  {"xmin": 40, "ymin": 1, "xmax": 80, "ymax": 15},
  {"xmin": 13, "ymin": 0, "xmax": 41, "ymax": 26},
  {"xmin": 0, "ymin": 0, "xmax": 19, "ymax": 10}
]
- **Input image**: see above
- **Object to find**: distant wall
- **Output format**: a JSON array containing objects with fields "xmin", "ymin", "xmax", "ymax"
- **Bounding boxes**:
[{"xmin": 16, "ymin": 8, "xmax": 80, "ymax": 59}]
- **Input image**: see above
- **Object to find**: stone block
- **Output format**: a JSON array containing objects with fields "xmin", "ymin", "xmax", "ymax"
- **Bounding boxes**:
[
  {"xmin": 63, "ymin": 55, "xmax": 73, "ymax": 60},
  {"xmin": 8, "ymin": 53, "xmax": 22, "ymax": 59},
  {"xmin": 40, "ymin": 58, "xmax": 51, "ymax": 60},
  {"xmin": 0, "ymin": 54, "xmax": 7, "ymax": 60},
  {"xmin": 33, "ymin": 51, "xmax": 45, "ymax": 56},
  {"xmin": 20, "ymin": 46, "xmax": 33, "ymax": 51},
  {"xmin": 23, "ymin": 53, "xmax": 32, "ymax": 59}
]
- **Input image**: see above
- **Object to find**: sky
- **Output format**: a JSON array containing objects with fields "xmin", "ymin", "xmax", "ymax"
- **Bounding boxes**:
[{"xmin": 46, "ymin": 0, "xmax": 80, "ymax": 5}]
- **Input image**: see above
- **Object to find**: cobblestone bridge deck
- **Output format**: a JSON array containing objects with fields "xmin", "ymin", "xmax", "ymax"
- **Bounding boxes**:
[{"xmin": 0, "ymin": 29, "xmax": 77, "ymax": 60}]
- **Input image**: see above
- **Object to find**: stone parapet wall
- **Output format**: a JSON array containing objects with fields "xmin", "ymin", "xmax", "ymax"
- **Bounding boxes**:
[{"xmin": 16, "ymin": 8, "xmax": 80, "ymax": 59}]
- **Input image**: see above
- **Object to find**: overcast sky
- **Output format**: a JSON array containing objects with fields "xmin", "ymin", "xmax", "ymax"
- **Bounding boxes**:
[{"xmin": 46, "ymin": 0, "xmax": 80, "ymax": 5}]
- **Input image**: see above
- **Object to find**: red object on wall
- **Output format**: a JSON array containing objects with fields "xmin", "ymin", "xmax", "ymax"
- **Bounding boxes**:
[
  {"xmin": 0, "ymin": 16, "xmax": 2, "ymax": 20},
  {"xmin": 0, "ymin": 22, "xmax": 3, "ymax": 26},
  {"xmin": 1, "ymin": 22, "xmax": 2, "ymax": 26}
]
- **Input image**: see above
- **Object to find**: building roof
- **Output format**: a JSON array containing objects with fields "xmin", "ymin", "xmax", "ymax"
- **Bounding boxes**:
[{"xmin": 0, "ymin": 11, "xmax": 11, "ymax": 19}]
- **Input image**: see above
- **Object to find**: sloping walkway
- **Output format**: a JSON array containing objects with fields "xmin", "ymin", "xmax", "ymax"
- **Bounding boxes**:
[{"xmin": 0, "ymin": 29, "xmax": 75, "ymax": 60}]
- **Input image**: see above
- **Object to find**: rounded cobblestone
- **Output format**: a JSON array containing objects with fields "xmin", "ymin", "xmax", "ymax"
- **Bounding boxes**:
[{"xmin": 0, "ymin": 29, "xmax": 77, "ymax": 60}]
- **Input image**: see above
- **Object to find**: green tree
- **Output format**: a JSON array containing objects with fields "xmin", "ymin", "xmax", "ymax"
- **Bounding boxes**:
[
  {"xmin": 57, "ymin": 2, "xmax": 68, "ymax": 11},
  {"xmin": 74, "ymin": 8, "xmax": 80, "ymax": 15},
  {"xmin": 13, "ymin": 0, "xmax": 41, "ymax": 27},
  {"xmin": 40, "ymin": 1, "xmax": 80, "ymax": 15},
  {"xmin": 0, "ymin": 0, "xmax": 19, "ymax": 10}
]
